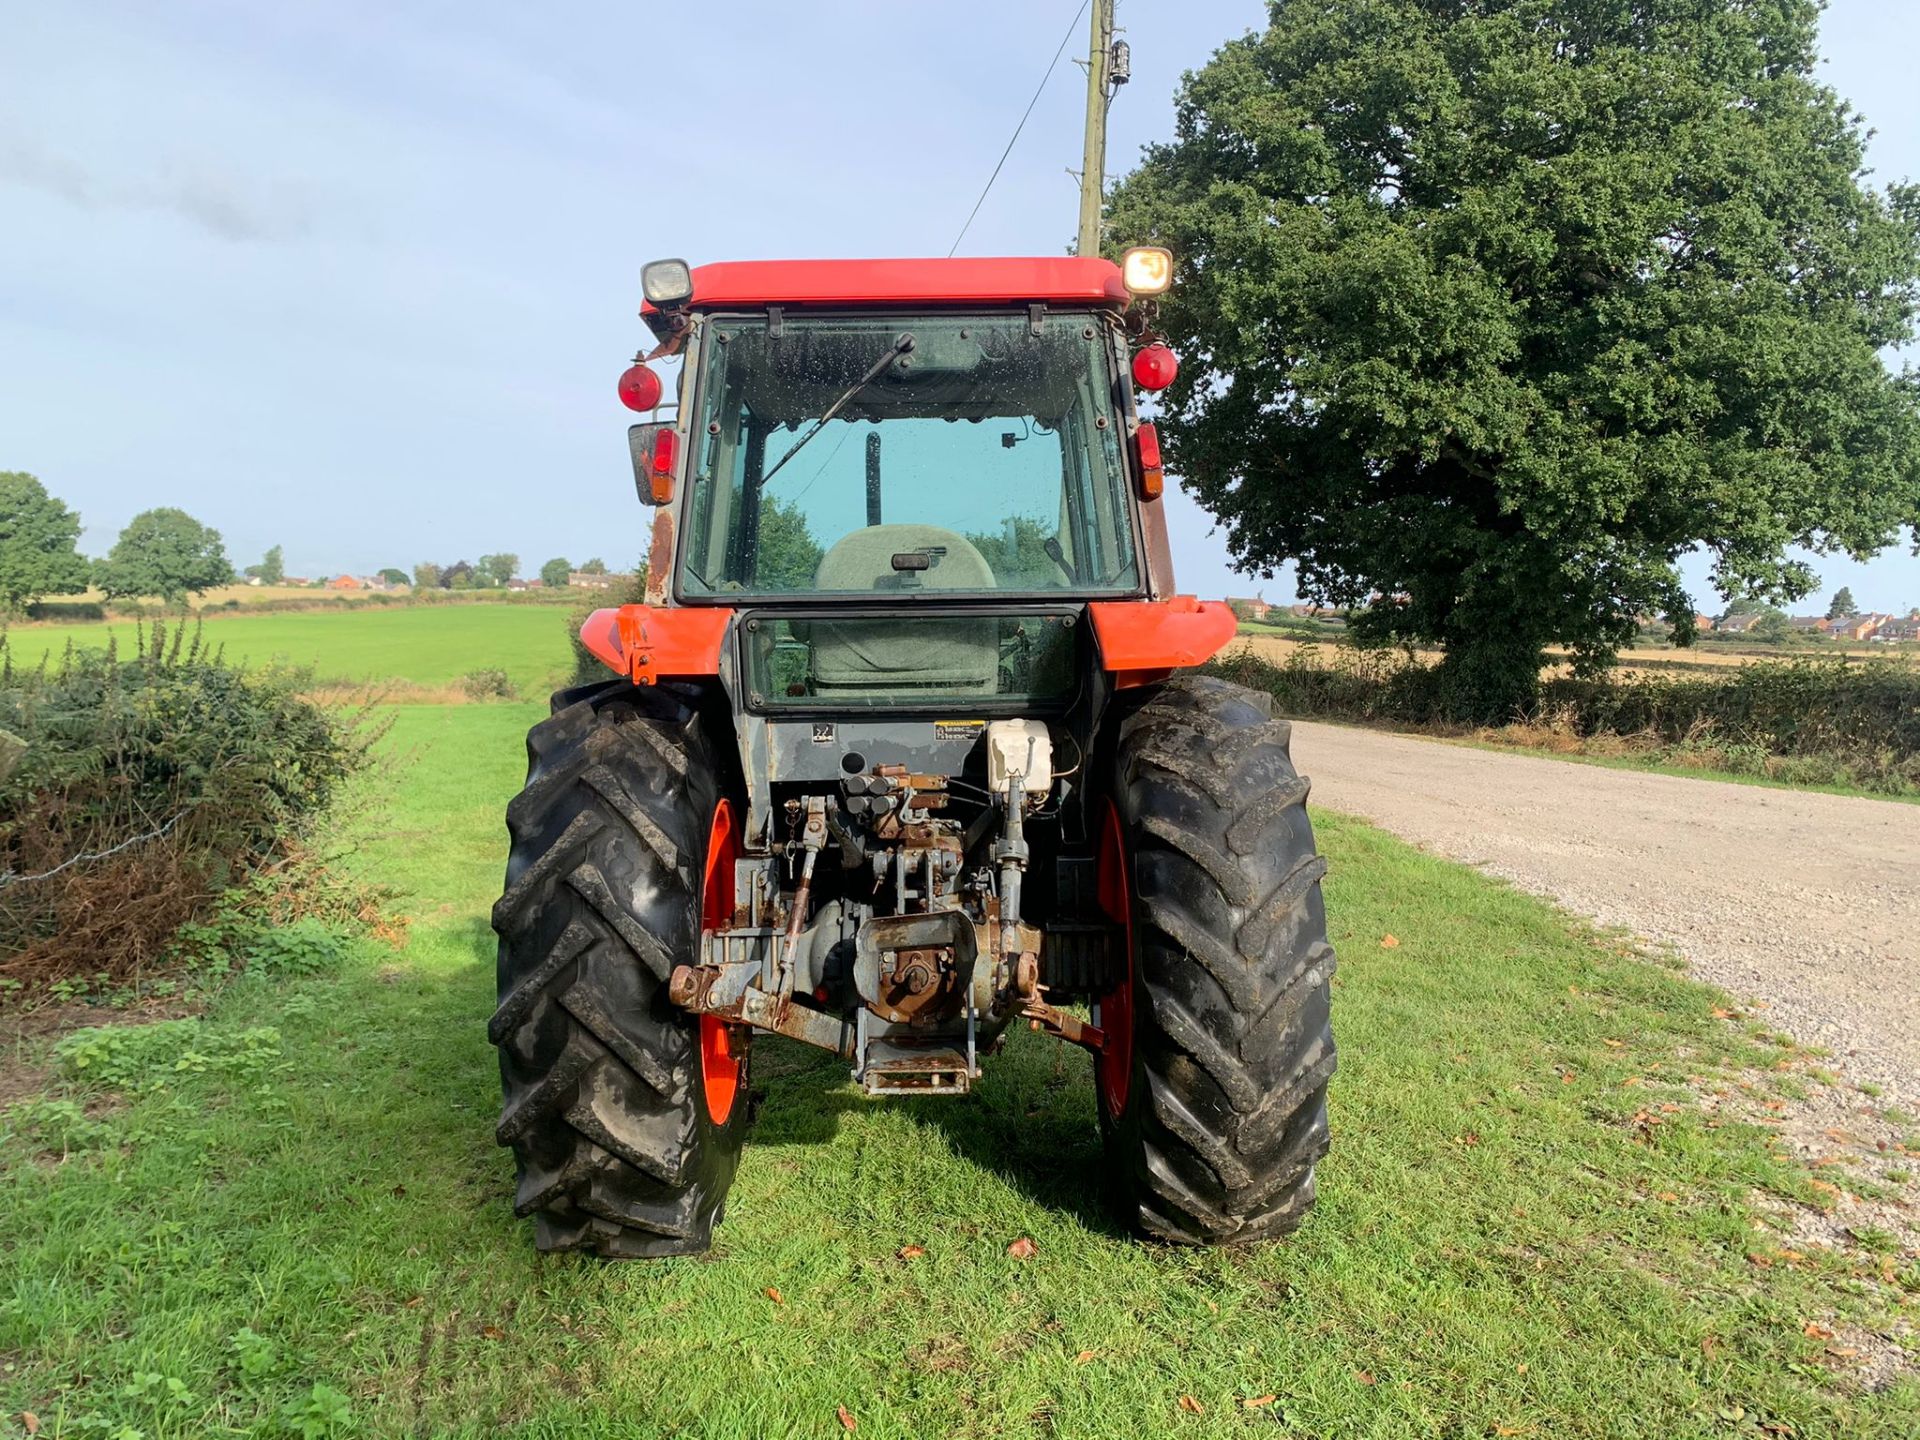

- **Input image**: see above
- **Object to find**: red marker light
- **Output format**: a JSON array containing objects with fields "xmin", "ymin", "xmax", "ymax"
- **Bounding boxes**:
[
  {"xmin": 1132, "ymin": 343, "xmax": 1178, "ymax": 392},
  {"xmin": 618, "ymin": 362, "xmax": 663, "ymax": 412},
  {"xmin": 1133, "ymin": 422, "xmax": 1164, "ymax": 500},
  {"xmin": 649, "ymin": 428, "xmax": 678, "ymax": 504}
]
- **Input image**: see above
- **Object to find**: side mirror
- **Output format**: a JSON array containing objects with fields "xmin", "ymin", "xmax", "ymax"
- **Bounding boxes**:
[{"xmin": 628, "ymin": 422, "xmax": 677, "ymax": 505}]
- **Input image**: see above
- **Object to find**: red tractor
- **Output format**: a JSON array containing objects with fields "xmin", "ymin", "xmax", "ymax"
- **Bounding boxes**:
[{"xmin": 490, "ymin": 251, "xmax": 1335, "ymax": 1256}]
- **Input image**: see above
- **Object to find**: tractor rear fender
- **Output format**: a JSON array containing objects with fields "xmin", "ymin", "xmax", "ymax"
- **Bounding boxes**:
[
  {"xmin": 1088, "ymin": 597, "xmax": 1237, "ymax": 689},
  {"xmin": 579, "ymin": 604, "xmax": 735, "ymax": 685}
]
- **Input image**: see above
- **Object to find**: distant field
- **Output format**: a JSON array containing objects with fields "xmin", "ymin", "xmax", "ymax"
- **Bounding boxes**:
[{"xmin": 0, "ymin": 602, "xmax": 577, "ymax": 696}]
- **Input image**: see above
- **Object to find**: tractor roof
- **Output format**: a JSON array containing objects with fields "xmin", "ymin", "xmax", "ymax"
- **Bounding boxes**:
[{"xmin": 643, "ymin": 257, "xmax": 1129, "ymax": 326}]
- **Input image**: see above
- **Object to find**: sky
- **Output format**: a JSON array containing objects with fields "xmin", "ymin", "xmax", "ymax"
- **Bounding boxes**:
[{"xmin": 1, "ymin": 0, "xmax": 1916, "ymax": 614}]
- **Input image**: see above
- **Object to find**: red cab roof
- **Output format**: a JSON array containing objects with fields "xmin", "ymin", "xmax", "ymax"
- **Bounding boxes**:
[{"xmin": 645, "ymin": 257, "xmax": 1130, "ymax": 319}]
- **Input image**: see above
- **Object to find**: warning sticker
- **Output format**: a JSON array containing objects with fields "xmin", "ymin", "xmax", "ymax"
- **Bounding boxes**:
[{"xmin": 933, "ymin": 719, "xmax": 986, "ymax": 742}]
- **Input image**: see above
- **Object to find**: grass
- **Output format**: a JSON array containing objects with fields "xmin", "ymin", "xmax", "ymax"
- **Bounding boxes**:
[
  {"xmin": 1, "ymin": 702, "xmax": 1914, "ymax": 1437},
  {"xmin": 0, "ymin": 604, "xmax": 574, "ymax": 697}
]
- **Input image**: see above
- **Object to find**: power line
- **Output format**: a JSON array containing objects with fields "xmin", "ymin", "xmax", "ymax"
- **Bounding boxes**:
[{"xmin": 947, "ymin": 0, "xmax": 1092, "ymax": 258}]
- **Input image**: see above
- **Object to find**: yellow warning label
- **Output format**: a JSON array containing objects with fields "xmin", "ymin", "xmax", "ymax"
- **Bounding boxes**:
[{"xmin": 933, "ymin": 719, "xmax": 986, "ymax": 742}]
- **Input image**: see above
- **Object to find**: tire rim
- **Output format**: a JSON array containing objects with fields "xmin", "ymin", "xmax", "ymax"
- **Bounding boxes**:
[
  {"xmin": 699, "ymin": 798, "xmax": 743, "ymax": 1126},
  {"xmin": 1095, "ymin": 799, "xmax": 1134, "ymax": 1116}
]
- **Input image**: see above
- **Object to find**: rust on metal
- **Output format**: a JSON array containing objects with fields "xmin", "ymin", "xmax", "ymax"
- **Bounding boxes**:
[{"xmin": 1020, "ymin": 997, "xmax": 1105, "ymax": 1051}]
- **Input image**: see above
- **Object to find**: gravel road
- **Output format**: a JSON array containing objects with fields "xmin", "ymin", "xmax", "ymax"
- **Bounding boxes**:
[{"xmin": 1291, "ymin": 721, "xmax": 1920, "ymax": 1104}]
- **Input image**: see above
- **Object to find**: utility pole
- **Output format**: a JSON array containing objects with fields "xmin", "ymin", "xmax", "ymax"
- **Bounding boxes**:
[{"xmin": 1076, "ymin": 0, "xmax": 1123, "ymax": 258}]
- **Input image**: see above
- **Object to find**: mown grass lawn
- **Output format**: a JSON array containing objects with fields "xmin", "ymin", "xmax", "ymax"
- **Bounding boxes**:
[
  {"xmin": 0, "ymin": 604, "xmax": 574, "ymax": 696},
  {"xmin": 1, "ymin": 702, "xmax": 1914, "ymax": 1438}
]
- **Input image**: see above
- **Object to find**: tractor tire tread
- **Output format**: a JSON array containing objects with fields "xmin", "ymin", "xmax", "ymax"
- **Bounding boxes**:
[
  {"xmin": 489, "ymin": 682, "xmax": 743, "ymax": 1258},
  {"xmin": 1104, "ymin": 673, "xmax": 1336, "ymax": 1245}
]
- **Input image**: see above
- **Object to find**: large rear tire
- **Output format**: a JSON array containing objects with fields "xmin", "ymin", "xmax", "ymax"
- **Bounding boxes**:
[
  {"xmin": 1097, "ymin": 674, "xmax": 1336, "ymax": 1243},
  {"xmin": 489, "ymin": 681, "xmax": 748, "ymax": 1258}
]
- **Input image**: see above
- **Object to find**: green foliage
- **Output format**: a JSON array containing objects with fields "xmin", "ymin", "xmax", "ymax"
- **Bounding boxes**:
[
  {"xmin": 55, "ymin": 1019, "xmax": 285, "ymax": 1091},
  {"xmin": 475, "ymin": 552, "xmax": 519, "ymax": 587},
  {"xmin": 1110, "ymin": 0, "xmax": 1920, "ymax": 720},
  {"xmin": 25, "ymin": 599, "xmax": 105, "ymax": 622},
  {"xmin": 459, "ymin": 666, "xmax": 519, "ymax": 701},
  {"xmin": 242, "ymin": 919, "xmax": 346, "ymax": 978},
  {"xmin": 0, "ymin": 625, "xmax": 371, "ymax": 983},
  {"xmin": 754, "ymin": 493, "xmax": 825, "ymax": 590},
  {"xmin": 95, "ymin": 507, "xmax": 234, "ymax": 603},
  {"xmin": 1828, "ymin": 586, "xmax": 1860, "ymax": 620},
  {"xmin": 412, "ymin": 561, "xmax": 441, "ymax": 589},
  {"xmin": 539, "ymin": 556, "xmax": 572, "ymax": 588},
  {"xmin": 0, "ymin": 470, "xmax": 92, "ymax": 611},
  {"xmin": 965, "ymin": 514, "xmax": 1065, "ymax": 588},
  {"xmin": 227, "ymin": 1327, "xmax": 282, "ymax": 1382},
  {"xmin": 244, "ymin": 544, "xmax": 285, "ymax": 585},
  {"xmin": 377, "ymin": 567, "xmax": 408, "ymax": 586},
  {"xmin": 578, "ymin": 557, "xmax": 607, "ymax": 575},
  {"xmin": 277, "ymin": 1383, "xmax": 352, "ymax": 1438},
  {"xmin": 1751, "ymin": 608, "xmax": 1793, "ymax": 643}
]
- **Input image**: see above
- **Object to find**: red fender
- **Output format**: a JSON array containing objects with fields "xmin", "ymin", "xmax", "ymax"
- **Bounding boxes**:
[
  {"xmin": 578, "ymin": 605, "xmax": 734, "ymax": 685},
  {"xmin": 1087, "ymin": 597, "xmax": 1237, "ymax": 689}
]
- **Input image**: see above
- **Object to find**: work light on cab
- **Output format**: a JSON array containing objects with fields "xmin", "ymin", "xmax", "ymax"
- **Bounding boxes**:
[
  {"xmin": 618, "ymin": 361, "xmax": 663, "ymax": 412},
  {"xmin": 1120, "ymin": 245, "xmax": 1173, "ymax": 296},
  {"xmin": 641, "ymin": 258, "xmax": 694, "ymax": 306}
]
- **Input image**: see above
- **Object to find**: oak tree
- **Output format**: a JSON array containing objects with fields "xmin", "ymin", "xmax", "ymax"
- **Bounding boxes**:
[{"xmin": 1108, "ymin": 0, "xmax": 1920, "ymax": 716}]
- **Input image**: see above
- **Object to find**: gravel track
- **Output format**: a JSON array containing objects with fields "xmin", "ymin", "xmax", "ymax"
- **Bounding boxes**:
[{"xmin": 1291, "ymin": 721, "xmax": 1920, "ymax": 1104}]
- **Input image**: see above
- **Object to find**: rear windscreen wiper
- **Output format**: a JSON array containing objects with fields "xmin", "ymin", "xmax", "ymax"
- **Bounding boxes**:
[{"xmin": 759, "ymin": 333, "xmax": 915, "ymax": 489}]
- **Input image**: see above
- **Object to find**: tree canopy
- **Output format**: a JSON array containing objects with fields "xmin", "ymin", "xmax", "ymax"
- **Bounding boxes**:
[
  {"xmin": 1826, "ymin": 586, "xmax": 1859, "ymax": 619},
  {"xmin": 0, "ymin": 471, "xmax": 91, "ymax": 611},
  {"xmin": 1108, "ymin": 0, "xmax": 1920, "ymax": 716},
  {"xmin": 754, "ymin": 495, "xmax": 824, "ymax": 590},
  {"xmin": 94, "ymin": 507, "xmax": 233, "ymax": 603},
  {"xmin": 243, "ymin": 544, "xmax": 284, "ymax": 585},
  {"xmin": 539, "ymin": 557, "xmax": 572, "ymax": 589},
  {"xmin": 476, "ymin": 553, "xmax": 519, "ymax": 587}
]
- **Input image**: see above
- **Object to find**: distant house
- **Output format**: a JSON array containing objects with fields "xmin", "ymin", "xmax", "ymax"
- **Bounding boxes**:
[
  {"xmin": 282, "ymin": 576, "xmax": 310, "ymax": 587},
  {"xmin": 1226, "ymin": 596, "xmax": 1271, "ymax": 620},
  {"xmin": 1693, "ymin": 614, "xmax": 1714, "ymax": 632},
  {"xmin": 1787, "ymin": 615, "xmax": 1832, "ymax": 633},
  {"xmin": 506, "ymin": 578, "xmax": 531, "ymax": 591},
  {"xmin": 328, "ymin": 575, "xmax": 363, "ymax": 591},
  {"xmin": 1870, "ymin": 614, "xmax": 1920, "ymax": 643},
  {"xmin": 569, "ymin": 571, "xmax": 634, "ymax": 590},
  {"xmin": 1715, "ymin": 614, "xmax": 1761, "ymax": 634},
  {"xmin": 1830, "ymin": 613, "xmax": 1888, "ymax": 642}
]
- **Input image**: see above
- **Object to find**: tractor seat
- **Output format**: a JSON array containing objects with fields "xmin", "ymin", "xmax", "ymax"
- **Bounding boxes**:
[
  {"xmin": 808, "ymin": 525, "xmax": 999, "ymax": 695},
  {"xmin": 812, "ymin": 524, "xmax": 996, "ymax": 594}
]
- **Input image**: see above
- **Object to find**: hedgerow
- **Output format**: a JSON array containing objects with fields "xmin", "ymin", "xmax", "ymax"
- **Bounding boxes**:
[
  {"xmin": 1213, "ymin": 646, "xmax": 1920, "ymax": 794},
  {"xmin": 0, "ymin": 623, "xmax": 379, "ymax": 987}
]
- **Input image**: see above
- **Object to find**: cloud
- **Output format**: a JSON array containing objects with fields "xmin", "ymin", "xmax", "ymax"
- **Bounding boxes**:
[{"xmin": 0, "ymin": 132, "xmax": 308, "ymax": 242}]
